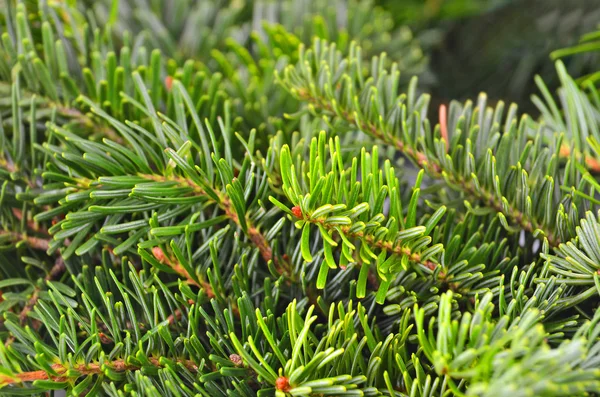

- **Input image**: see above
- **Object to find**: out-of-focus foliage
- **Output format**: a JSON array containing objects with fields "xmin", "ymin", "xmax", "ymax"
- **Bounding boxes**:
[
  {"xmin": 377, "ymin": 0, "xmax": 511, "ymax": 25},
  {"xmin": 374, "ymin": 0, "xmax": 600, "ymax": 114}
]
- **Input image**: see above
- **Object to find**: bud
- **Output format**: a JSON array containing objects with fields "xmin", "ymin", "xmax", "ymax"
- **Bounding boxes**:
[{"xmin": 291, "ymin": 206, "xmax": 302, "ymax": 218}]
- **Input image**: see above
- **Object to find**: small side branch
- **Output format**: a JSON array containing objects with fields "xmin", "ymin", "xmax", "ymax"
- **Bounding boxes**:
[
  {"xmin": 141, "ymin": 173, "xmax": 293, "ymax": 278},
  {"xmin": 4, "ymin": 258, "xmax": 66, "ymax": 347},
  {"xmin": 151, "ymin": 247, "xmax": 215, "ymax": 298},
  {"xmin": 17, "ymin": 258, "xmax": 66, "ymax": 325},
  {"xmin": 0, "ymin": 357, "xmax": 199, "ymax": 386}
]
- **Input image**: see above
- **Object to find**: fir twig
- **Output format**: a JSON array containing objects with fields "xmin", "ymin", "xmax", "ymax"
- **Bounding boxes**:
[
  {"xmin": 0, "ymin": 357, "xmax": 200, "ymax": 386},
  {"xmin": 306, "ymin": 216, "xmax": 437, "ymax": 269},
  {"xmin": 152, "ymin": 246, "xmax": 214, "ymax": 297}
]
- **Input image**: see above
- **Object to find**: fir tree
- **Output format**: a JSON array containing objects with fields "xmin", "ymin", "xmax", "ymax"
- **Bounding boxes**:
[{"xmin": 1, "ymin": 1, "xmax": 600, "ymax": 396}]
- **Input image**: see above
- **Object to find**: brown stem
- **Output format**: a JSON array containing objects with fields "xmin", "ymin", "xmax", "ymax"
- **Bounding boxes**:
[
  {"xmin": 11, "ymin": 209, "xmax": 50, "ymax": 235},
  {"xmin": 220, "ymin": 195, "xmax": 274, "ymax": 264},
  {"xmin": 298, "ymin": 90, "xmax": 559, "ymax": 247},
  {"xmin": 0, "ymin": 231, "xmax": 51, "ymax": 250},
  {"xmin": 1, "ymin": 209, "xmax": 53, "ymax": 250},
  {"xmin": 151, "ymin": 247, "xmax": 215, "ymax": 298},
  {"xmin": 165, "ymin": 299, "xmax": 197, "ymax": 325},
  {"xmin": 0, "ymin": 357, "xmax": 199, "ymax": 386}
]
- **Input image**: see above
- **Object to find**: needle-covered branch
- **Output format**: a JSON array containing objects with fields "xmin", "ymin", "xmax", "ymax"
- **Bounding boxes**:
[
  {"xmin": 273, "ymin": 131, "xmax": 446, "ymax": 302},
  {"xmin": 2, "ymin": 1, "xmax": 600, "ymax": 396},
  {"xmin": 278, "ymin": 40, "xmax": 592, "ymax": 248},
  {"xmin": 0, "ymin": 357, "xmax": 199, "ymax": 386}
]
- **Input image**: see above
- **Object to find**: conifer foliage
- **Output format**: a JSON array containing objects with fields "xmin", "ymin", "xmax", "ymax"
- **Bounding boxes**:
[{"xmin": 1, "ymin": 1, "xmax": 600, "ymax": 396}]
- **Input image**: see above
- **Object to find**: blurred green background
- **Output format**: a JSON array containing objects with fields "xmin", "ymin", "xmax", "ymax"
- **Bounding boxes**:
[{"xmin": 376, "ymin": 0, "xmax": 600, "ymax": 114}]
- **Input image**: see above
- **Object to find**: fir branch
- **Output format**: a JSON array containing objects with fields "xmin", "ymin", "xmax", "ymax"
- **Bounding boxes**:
[
  {"xmin": 542, "ymin": 210, "xmax": 600, "ymax": 306},
  {"xmin": 294, "ymin": 86, "xmax": 558, "ymax": 246},
  {"xmin": 445, "ymin": 171, "xmax": 559, "ymax": 247},
  {"xmin": 533, "ymin": 61, "xmax": 600, "ymax": 177},
  {"xmin": 57, "ymin": 106, "xmax": 124, "ymax": 145},
  {"xmin": 279, "ymin": 41, "xmax": 573, "ymax": 247},
  {"xmin": 277, "ymin": 133, "xmax": 446, "ymax": 300},
  {"xmin": 416, "ymin": 291, "xmax": 600, "ymax": 396},
  {"xmin": 2, "ymin": 2, "xmax": 600, "ymax": 396},
  {"xmin": 295, "ymin": 88, "xmax": 433, "ymax": 169},
  {"xmin": 0, "ymin": 82, "xmax": 122, "ymax": 144},
  {"xmin": 0, "ymin": 357, "xmax": 199, "ymax": 386}
]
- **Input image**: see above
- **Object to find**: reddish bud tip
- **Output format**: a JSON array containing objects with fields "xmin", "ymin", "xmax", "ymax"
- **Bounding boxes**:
[
  {"xmin": 275, "ymin": 376, "xmax": 290, "ymax": 392},
  {"xmin": 165, "ymin": 76, "xmax": 173, "ymax": 91},
  {"xmin": 291, "ymin": 206, "xmax": 302, "ymax": 218},
  {"xmin": 152, "ymin": 247, "xmax": 167, "ymax": 263},
  {"xmin": 229, "ymin": 354, "xmax": 243, "ymax": 367},
  {"xmin": 98, "ymin": 332, "xmax": 112, "ymax": 344}
]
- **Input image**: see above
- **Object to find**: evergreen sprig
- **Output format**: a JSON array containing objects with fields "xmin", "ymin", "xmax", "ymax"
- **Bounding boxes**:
[{"xmin": 1, "ymin": 1, "xmax": 600, "ymax": 396}]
